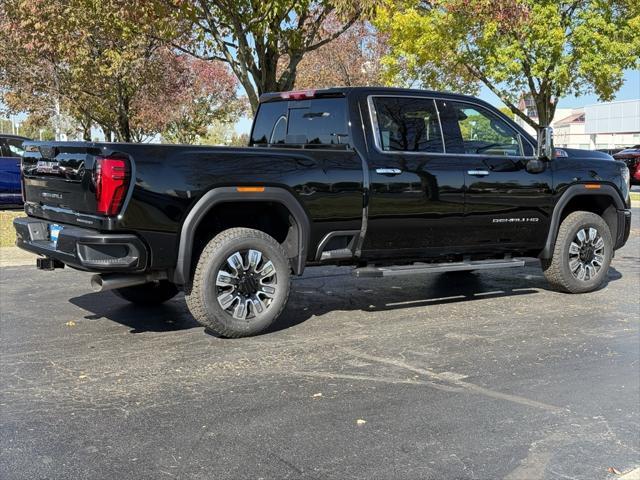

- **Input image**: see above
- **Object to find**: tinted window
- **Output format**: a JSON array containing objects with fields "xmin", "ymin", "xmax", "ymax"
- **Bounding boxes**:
[
  {"xmin": 6, "ymin": 138, "xmax": 25, "ymax": 157},
  {"xmin": 270, "ymin": 115, "xmax": 287, "ymax": 144},
  {"xmin": 250, "ymin": 101, "xmax": 288, "ymax": 146},
  {"xmin": 250, "ymin": 98, "xmax": 349, "ymax": 148},
  {"xmin": 372, "ymin": 97, "xmax": 444, "ymax": 153},
  {"xmin": 286, "ymin": 99, "xmax": 349, "ymax": 146},
  {"xmin": 436, "ymin": 100, "xmax": 523, "ymax": 156}
]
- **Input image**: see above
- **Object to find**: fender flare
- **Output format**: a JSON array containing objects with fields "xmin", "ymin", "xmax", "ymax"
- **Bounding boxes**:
[
  {"xmin": 172, "ymin": 187, "xmax": 310, "ymax": 285},
  {"xmin": 540, "ymin": 183, "xmax": 625, "ymax": 259}
]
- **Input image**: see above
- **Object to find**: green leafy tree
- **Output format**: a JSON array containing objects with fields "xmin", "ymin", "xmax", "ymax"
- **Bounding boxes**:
[
  {"xmin": 1, "ymin": 0, "xmax": 165, "ymax": 141},
  {"xmin": 375, "ymin": 0, "xmax": 640, "ymax": 128},
  {"xmin": 1, "ymin": 0, "xmax": 242, "ymax": 143},
  {"xmin": 19, "ymin": 115, "xmax": 56, "ymax": 141},
  {"xmin": 201, "ymin": 121, "xmax": 236, "ymax": 145},
  {"xmin": 163, "ymin": 0, "xmax": 377, "ymax": 112},
  {"xmin": 0, "ymin": 118, "xmax": 13, "ymax": 135}
]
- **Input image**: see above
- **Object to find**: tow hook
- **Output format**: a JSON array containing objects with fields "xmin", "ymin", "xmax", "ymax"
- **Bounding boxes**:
[{"xmin": 36, "ymin": 257, "xmax": 65, "ymax": 270}]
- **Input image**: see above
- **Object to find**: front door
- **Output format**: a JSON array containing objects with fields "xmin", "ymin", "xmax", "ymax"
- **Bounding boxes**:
[
  {"xmin": 435, "ymin": 99, "xmax": 554, "ymax": 250},
  {"xmin": 362, "ymin": 96, "xmax": 466, "ymax": 259}
]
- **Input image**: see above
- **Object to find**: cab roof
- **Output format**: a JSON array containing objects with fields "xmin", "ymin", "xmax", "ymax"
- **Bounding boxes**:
[{"xmin": 258, "ymin": 86, "xmax": 489, "ymax": 105}]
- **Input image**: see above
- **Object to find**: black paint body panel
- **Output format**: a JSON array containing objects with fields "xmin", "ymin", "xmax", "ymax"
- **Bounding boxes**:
[{"xmin": 17, "ymin": 87, "xmax": 631, "ymax": 277}]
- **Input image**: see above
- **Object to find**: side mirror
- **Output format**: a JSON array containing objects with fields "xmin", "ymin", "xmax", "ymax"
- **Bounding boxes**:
[
  {"xmin": 526, "ymin": 158, "xmax": 546, "ymax": 173},
  {"xmin": 537, "ymin": 126, "xmax": 554, "ymax": 160}
]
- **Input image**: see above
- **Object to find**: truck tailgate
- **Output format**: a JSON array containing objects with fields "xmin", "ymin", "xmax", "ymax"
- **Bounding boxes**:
[{"xmin": 21, "ymin": 142, "xmax": 132, "ymax": 229}]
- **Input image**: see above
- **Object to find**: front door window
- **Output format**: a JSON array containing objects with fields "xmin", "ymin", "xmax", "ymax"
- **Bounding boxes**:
[{"xmin": 436, "ymin": 100, "xmax": 528, "ymax": 156}]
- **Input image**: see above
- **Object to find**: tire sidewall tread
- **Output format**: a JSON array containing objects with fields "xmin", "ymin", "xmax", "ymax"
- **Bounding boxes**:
[
  {"xmin": 185, "ymin": 227, "xmax": 291, "ymax": 338},
  {"xmin": 542, "ymin": 211, "xmax": 612, "ymax": 293}
]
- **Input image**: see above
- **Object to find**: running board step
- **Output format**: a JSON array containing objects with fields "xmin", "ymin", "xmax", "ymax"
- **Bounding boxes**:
[
  {"xmin": 353, "ymin": 258, "xmax": 525, "ymax": 278},
  {"xmin": 320, "ymin": 248, "xmax": 353, "ymax": 261}
]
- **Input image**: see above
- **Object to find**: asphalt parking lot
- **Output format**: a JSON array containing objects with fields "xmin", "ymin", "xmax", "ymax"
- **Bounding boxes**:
[{"xmin": 1, "ymin": 210, "xmax": 639, "ymax": 480}]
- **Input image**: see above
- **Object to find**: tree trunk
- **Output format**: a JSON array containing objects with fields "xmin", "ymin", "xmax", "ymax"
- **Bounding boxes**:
[
  {"xmin": 80, "ymin": 112, "xmax": 92, "ymax": 141},
  {"xmin": 533, "ymin": 90, "xmax": 557, "ymax": 128},
  {"xmin": 101, "ymin": 126, "xmax": 112, "ymax": 142}
]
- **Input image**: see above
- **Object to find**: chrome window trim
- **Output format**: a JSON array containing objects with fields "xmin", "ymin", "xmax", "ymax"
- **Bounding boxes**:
[{"xmin": 366, "ymin": 94, "xmax": 536, "ymax": 158}]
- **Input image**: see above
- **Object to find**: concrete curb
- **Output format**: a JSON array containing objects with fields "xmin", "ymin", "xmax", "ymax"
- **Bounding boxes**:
[
  {"xmin": 619, "ymin": 467, "xmax": 640, "ymax": 480},
  {"xmin": 0, "ymin": 246, "xmax": 36, "ymax": 268}
]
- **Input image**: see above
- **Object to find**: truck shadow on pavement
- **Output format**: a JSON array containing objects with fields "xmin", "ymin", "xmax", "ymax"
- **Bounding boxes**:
[
  {"xmin": 268, "ymin": 265, "xmax": 623, "ymax": 334},
  {"xmin": 67, "ymin": 265, "xmax": 622, "ymax": 335},
  {"xmin": 69, "ymin": 294, "xmax": 199, "ymax": 333}
]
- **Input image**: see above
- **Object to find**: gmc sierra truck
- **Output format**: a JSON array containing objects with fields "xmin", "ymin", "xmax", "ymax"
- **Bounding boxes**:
[{"xmin": 14, "ymin": 87, "xmax": 632, "ymax": 337}]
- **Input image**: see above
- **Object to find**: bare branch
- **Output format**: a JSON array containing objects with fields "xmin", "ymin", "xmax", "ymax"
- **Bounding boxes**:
[{"xmin": 307, "ymin": 14, "xmax": 360, "ymax": 52}]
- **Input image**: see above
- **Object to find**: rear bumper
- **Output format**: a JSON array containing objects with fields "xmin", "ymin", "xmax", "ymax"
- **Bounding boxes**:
[
  {"xmin": 13, "ymin": 217, "xmax": 147, "ymax": 272},
  {"xmin": 615, "ymin": 208, "xmax": 632, "ymax": 250}
]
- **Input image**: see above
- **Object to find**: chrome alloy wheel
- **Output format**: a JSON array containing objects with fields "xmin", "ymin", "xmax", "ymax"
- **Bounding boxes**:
[
  {"xmin": 215, "ymin": 249, "xmax": 278, "ymax": 320},
  {"xmin": 568, "ymin": 227, "xmax": 605, "ymax": 281}
]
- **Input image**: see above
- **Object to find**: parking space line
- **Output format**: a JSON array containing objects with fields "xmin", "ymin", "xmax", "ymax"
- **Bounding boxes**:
[
  {"xmin": 342, "ymin": 348, "xmax": 567, "ymax": 413},
  {"xmin": 291, "ymin": 371, "xmax": 463, "ymax": 392}
]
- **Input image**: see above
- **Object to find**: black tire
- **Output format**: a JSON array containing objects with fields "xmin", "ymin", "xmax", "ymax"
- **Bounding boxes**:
[
  {"xmin": 541, "ymin": 211, "xmax": 612, "ymax": 293},
  {"xmin": 185, "ymin": 227, "xmax": 291, "ymax": 338},
  {"xmin": 113, "ymin": 280, "xmax": 179, "ymax": 305}
]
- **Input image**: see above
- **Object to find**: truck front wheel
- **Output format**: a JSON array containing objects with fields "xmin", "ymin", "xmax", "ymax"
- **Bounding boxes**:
[
  {"xmin": 542, "ymin": 211, "xmax": 613, "ymax": 293},
  {"xmin": 185, "ymin": 228, "xmax": 291, "ymax": 338}
]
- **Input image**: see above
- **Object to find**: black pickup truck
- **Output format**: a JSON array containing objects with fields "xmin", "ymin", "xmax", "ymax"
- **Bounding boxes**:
[{"xmin": 14, "ymin": 87, "xmax": 632, "ymax": 337}]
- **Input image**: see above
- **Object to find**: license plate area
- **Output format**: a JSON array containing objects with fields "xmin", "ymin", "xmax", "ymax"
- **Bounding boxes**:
[{"xmin": 49, "ymin": 224, "xmax": 63, "ymax": 247}]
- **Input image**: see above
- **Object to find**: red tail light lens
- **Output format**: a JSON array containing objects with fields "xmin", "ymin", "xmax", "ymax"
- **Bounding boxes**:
[
  {"xmin": 95, "ymin": 156, "xmax": 129, "ymax": 216},
  {"xmin": 280, "ymin": 89, "xmax": 316, "ymax": 100}
]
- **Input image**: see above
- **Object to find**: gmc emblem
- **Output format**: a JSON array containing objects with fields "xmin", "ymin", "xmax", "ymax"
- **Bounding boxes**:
[{"xmin": 36, "ymin": 160, "xmax": 60, "ymax": 173}]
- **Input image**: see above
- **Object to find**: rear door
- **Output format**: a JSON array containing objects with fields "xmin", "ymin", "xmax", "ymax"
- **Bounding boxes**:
[
  {"xmin": 436, "ymin": 99, "xmax": 553, "ymax": 249},
  {"xmin": 362, "ymin": 95, "xmax": 466, "ymax": 258}
]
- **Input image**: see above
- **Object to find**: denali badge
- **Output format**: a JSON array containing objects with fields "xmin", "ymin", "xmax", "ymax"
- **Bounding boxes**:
[
  {"xmin": 492, "ymin": 217, "xmax": 539, "ymax": 223},
  {"xmin": 41, "ymin": 191, "xmax": 63, "ymax": 200},
  {"xmin": 36, "ymin": 160, "xmax": 60, "ymax": 173}
]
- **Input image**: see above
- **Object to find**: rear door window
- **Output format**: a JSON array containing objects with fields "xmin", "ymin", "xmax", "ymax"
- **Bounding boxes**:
[{"xmin": 371, "ymin": 97, "xmax": 444, "ymax": 153}]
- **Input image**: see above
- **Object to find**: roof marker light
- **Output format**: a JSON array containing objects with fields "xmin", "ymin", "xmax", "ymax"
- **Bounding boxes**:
[
  {"xmin": 280, "ymin": 90, "xmax": 316, "ymax": 100},
  {"xmin": 237, "ymin": 186, "xmax": 265, "ymax": 193}
]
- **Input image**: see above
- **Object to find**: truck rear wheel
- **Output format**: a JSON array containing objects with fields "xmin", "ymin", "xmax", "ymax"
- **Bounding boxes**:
[
  {"xmin": 185, "ymin": 228, "xmax": 291, "ymax": 338},
  {"xmin": 542, "ymin": 211, "xmax": 612, "ymax": 293},
  {"xmin": 113, "ymin": 280, "xmax": 179, "ymax": 305}
]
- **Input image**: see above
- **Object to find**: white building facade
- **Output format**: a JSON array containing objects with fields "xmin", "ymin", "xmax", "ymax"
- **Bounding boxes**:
[{"xmin": 514, "ymin": 98, "xmax": 640, "ymax": 150}]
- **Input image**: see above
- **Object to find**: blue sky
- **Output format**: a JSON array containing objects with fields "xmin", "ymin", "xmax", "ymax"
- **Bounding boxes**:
[
  {"xmin": 477, "ymin": 68, "xmax": 640, "ymax": 109},
  {"xmin": 235, "ymin": 68, "xmax": 640, "ymax": 134}
]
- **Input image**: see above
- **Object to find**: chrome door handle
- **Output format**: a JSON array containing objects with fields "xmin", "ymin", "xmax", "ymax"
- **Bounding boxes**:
[
  {"xmin": 376, "ymin": 168, "xmax": 402, "ymax": 175},
  {"xmin": 467, "ymin": 170, "xmax": 489, "ymax": 176}
]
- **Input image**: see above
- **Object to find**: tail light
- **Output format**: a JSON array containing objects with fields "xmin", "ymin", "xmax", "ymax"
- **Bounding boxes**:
[
  {"xmin": 95, "ymin": 156, "xmax": 129, "ymax": 216},
  {"xmin": 280, "ymin": 89, "xmax": 316, "ymax": 100}
]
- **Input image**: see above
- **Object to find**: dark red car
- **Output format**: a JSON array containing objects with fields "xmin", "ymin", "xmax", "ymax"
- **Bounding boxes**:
[{"xmin": 614, "ymin": 145, "xmax": 640, "ymax": 185}]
